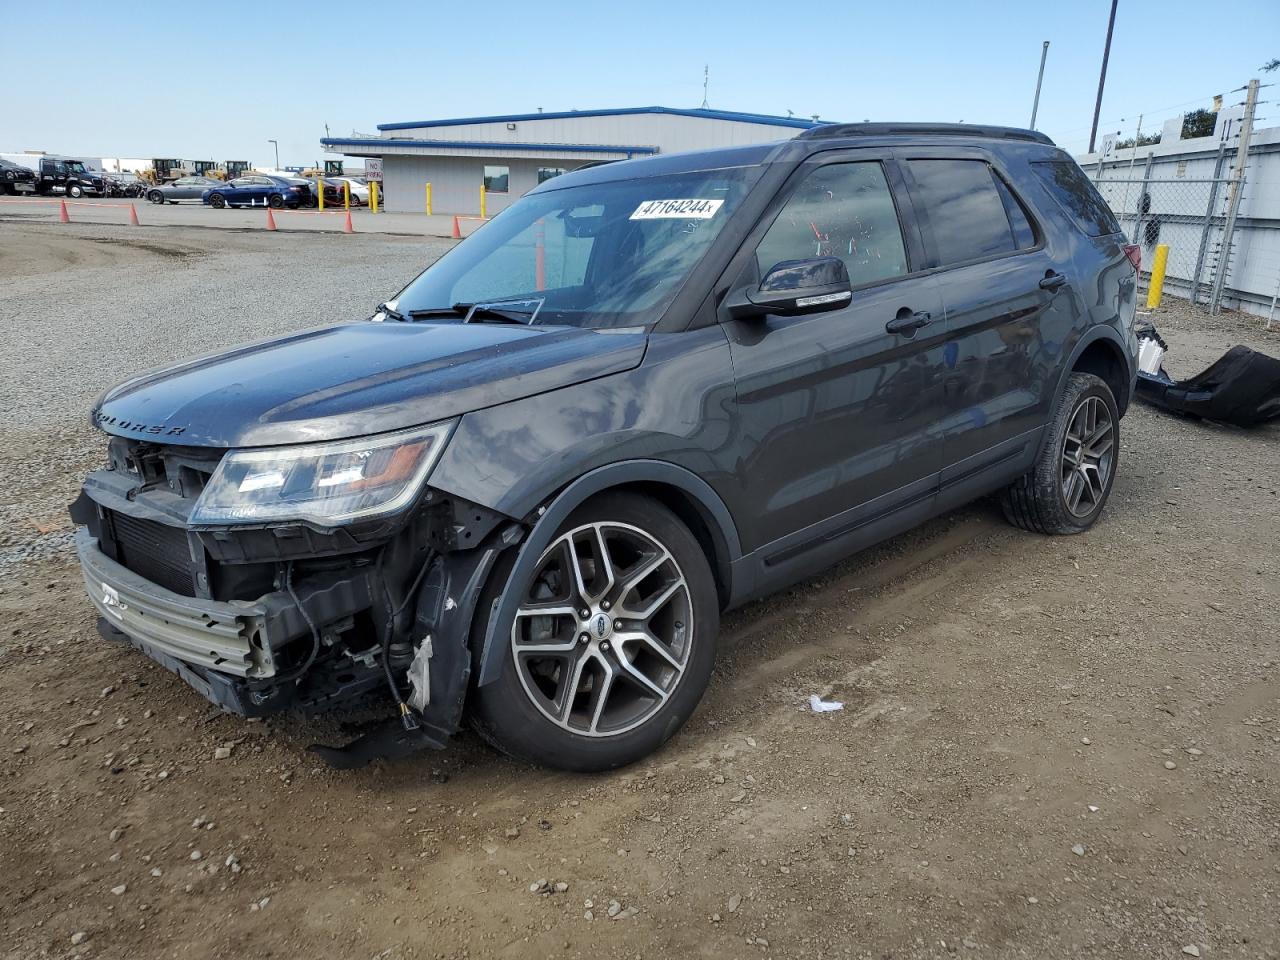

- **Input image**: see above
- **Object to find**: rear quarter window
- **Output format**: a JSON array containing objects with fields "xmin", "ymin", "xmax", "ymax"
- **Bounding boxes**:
[{"xmin": 1030, "ymin": 160, "xmax": 1122, "ymax": 237}]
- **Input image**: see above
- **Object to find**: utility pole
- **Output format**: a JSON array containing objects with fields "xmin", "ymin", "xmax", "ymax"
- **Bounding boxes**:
[
  {"xmin": 268, "ymin": 139, "xmax": 279, "ymax": 170},
  {"xmin": 701, "ymin": 64, "xmax": 710, "ymax": 109},
  {"xmin": 1030, "ymin": 41, "xmax": 1050, "ymax": 129},
  {"xmin": 1088, "ymin": 0, "xmax": 1119, "ymax": 154}
]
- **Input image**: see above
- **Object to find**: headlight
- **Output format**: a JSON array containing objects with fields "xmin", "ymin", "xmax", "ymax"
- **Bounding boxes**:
[{"xmin": 191, "ymin": 421, "xmax": 454, "ymax": 526}]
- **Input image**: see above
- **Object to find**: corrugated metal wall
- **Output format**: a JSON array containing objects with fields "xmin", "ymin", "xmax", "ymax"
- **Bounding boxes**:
[
  {"xmin": 383, "ymin": 113, "xmax": 801, "ymax": 153},
  {"xmin": 382, "ymin": 155, "xmax": 581, "ymax": 215}
]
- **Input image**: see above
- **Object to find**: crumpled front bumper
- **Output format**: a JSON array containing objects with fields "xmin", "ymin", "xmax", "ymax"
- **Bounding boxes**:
[
  {"xmin": 77, "ymin": 528, "xmax": 275, "ymax": 678},
  {"xmin": 76, "ymin": 528, "xmax": 292, "ymax": 716}
]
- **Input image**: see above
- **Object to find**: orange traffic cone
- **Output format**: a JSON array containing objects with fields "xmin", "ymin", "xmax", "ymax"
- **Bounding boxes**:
[
  {"xmin": 128, "ymin": 203, "xmax": 140, "ymax": 226},
  {"xmin": 451, "ymin": 215, "xmax": 461, "ymax": 239},
  {"xmin": 344, "ymin": 210, "xmax": 354, "ymax": 234},
  {"xmin": 59, "ymin": 200, "xmax": 70, "ymax": 223},
  {"xmin": 265, "ymin": 208, "xmax": 278, "ymax": 232}
]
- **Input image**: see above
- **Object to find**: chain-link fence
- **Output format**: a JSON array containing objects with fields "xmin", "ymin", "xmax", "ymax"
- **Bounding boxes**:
[
  {"xmin": 1091, "ymin": 163, "xmax": 1232, "ymax": 306},
  {"xmin": 1078, "ymin": 78, "xmax": 1275, "ymax": 322}
]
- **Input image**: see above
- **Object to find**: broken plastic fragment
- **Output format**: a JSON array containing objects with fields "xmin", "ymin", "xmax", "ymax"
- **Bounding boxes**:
[{"xmin": 808, "ymin": 694, "xmax": 844, "ymax": 713}]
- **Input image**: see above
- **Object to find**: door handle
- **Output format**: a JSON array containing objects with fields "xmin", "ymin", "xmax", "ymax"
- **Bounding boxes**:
[
  {"xmin": 1039, "ymin": 271, "xmax": 1068, "ymax": 291},
  {"xmin": 885, "ymin": 308, "xmax": 933, "ymax": 335}
]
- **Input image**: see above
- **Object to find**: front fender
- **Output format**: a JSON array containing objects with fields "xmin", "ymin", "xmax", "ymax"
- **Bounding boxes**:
[{"xmin": 473, "ymin": 459, "xmax": 742, "ymax": 687}]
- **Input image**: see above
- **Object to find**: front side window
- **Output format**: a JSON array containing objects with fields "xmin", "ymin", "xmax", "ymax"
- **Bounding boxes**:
[
  {"xmin": 483, "ymin": 165, "xmax": 510, "ymax": 193},
  {"xmin": 393, "ymin": 166, "xmax": 762, "ymax": 329},
  {"xmin": 907, "ymin": 159, "xmax": 1031, "ymax": 266},
  {"xmin": 755, "ymin": 162, "xmax": 908, "ymax": 288}
]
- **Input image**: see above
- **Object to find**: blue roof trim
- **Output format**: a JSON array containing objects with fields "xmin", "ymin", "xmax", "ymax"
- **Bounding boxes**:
[
  {"xmin": 321, "ymin": 137, "xmax": 658, "ymax": 156},
  {"xmin": 376, "ymin": 106, "xmax": 820, "ymax": 132}
]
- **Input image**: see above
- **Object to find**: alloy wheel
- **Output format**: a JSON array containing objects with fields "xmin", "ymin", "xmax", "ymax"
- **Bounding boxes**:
[
  {"xmin": 511, "ymin": 522, "xmax": 692, "ymax": 738},
  {"xmin": 1060, "ymin": 396, "xmax": 1114, "ymax": 518}
]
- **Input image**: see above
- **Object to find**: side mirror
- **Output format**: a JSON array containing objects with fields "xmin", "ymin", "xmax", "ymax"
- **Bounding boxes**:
[{"xmin": 725, "ymin": 257, "xmax": 853, "ymax": 320}]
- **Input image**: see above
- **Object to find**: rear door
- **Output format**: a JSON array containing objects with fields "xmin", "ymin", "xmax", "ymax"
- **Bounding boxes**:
[
  {"xmin": 897, "ymin": 149, "xmax": 1083, "ymax": 486},
  {"xmin": 721, "ymin": 150, "xmax": 949, "ymax": 554},
  {"xmin": 173, "ymin": 177, "xmax": 202, "ymax": 200}
]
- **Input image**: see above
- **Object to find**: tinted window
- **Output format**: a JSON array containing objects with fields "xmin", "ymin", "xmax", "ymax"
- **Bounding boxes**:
[
  {"xmin": 991, "ymin": 173, "xmax": 1037, "ymax": 249},
  {"xmin": 1030, "ymin": 160, "xmax": 1122, "ymax": 237},
  {"xmin": 483, "ymin": 165, "xmax": 509, "ymax": 194},
  {"xmin": 756, "ymin": 162, "xmax": 907, "ymax": 288},
  {"xmin": 907, "ymin": 159, "xmax": 1026, "ymax": 265}
]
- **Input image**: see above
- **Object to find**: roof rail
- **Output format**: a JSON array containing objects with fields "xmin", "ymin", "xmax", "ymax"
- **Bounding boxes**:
[{"xmin": 796, "ymin": 122, "xmax": 1054, "ymax": 145}]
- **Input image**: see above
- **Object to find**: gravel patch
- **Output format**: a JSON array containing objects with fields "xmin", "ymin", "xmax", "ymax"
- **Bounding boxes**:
[{"xmin": 0, "ymin": 223, "xmax": 451, "ymax": 568}]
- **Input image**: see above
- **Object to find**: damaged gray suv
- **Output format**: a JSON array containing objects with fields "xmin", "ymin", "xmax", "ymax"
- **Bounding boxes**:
[{"xmin": 72, "ymin": 124, "xmax": 1139, "ymax": 770}]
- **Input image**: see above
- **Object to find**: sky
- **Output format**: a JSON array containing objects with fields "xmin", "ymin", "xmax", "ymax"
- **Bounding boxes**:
[{"xmin": 2, "ymin": 0, "xmax": 1277, "ymax": 166}]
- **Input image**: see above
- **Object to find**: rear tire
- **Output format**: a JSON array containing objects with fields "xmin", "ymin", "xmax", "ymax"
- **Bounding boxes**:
[
  {"xmin": 268, "ymin": 193, "xmax": 284, "ymax": 209},
  {"xmin": 470, "ymin": 492, "xmax": 719, "ymax": 771},
  {"xmin": 1001, "ymin": 372, "xmax": 1119, "ymax": 535}
]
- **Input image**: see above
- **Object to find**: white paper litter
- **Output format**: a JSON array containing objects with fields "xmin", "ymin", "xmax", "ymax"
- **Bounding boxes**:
[{"xmin": 808, "ymin": 694, "xmax": 844, "ymax": 713}]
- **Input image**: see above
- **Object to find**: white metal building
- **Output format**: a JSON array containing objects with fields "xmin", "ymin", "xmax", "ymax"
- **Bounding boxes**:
[{"xmin": 320, "ymin": 106, "xmax": 818, "ymax": 215}]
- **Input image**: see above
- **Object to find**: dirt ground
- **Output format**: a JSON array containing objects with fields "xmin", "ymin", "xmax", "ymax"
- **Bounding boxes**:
[{"xmin": 1, "ymin": 225, "xmax": 1278, "ymax": 960}]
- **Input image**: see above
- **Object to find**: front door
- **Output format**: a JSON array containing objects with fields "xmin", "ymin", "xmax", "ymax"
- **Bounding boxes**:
[{"xmin": 722, "ymin": 155, "xmax": 952, "ymax": 557}]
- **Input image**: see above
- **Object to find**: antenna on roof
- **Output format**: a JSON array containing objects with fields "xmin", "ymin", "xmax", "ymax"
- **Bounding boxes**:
[{"xmin": 701, "ymin": 64, "xmax": 710, "ymax": 109}]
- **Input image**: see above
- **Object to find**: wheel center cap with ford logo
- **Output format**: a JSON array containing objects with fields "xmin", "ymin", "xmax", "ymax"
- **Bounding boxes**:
[{"xmin": 592, "ymin": 612, "xmax": 612, "ymax": 640}]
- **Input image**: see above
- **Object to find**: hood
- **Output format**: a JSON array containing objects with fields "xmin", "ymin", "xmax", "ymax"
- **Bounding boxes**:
[{"xmin": 94, "ymin": 320, "xmax": 647, "ymax": 448}]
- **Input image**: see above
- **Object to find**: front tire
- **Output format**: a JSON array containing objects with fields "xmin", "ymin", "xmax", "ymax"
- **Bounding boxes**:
[
  {"xmin": 1001, "ymin": 372, "xmax": 1119, "ymax": 535},
  {"xmin": 470, "ymin": 492, "xmax": 719, "ymax": 771},
  {"xmin": 67, "ymin": 184, "xmax": 83, "ymax": 198},
  {"xmin": 209, "ymin": 193, "xmax": 226, "ymax": 209}
]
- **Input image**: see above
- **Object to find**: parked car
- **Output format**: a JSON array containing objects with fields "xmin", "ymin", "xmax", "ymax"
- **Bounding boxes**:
[
  {"xmin": 312, "ymin": 177, "xmax": 366, "ymax": 206},
  {"xmin": 72, "ymin": 123, "xmax": 1138, "ymax": 772},
  {"xmin": 147, "ymin": 176, "xmax": 221, "ymax": 204},
  {"xmin": 201, "ymin": 174, "xmax": 312, "ymax": 209},
  {"xmin": 333, "ymin": 176, "xmax": 370, "ymax": 205},
  {"xmin": 0, "ymin": 157, "xmax": 37, "ymax": 194}
]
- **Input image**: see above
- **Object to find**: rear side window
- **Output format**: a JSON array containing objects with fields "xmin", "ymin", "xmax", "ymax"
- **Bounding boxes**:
[
  {"xmin": 907, "ymin": 159, "xmax": 1034, "ymax": 266},
  {"xmin": 1030, "ymin": 160, "xmax": 1122, "ymax": 237}
]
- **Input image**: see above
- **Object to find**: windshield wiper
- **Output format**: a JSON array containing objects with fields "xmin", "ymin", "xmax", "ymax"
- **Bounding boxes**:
[
  {"xmin": 401, "ymin": 300, "xmax": 544, "ymax": 325},
  {"xmin": 459, "ymin": 299, "xmax": 544, "ymax": 325},
  {"xmin": 375, "ymin": 302, "xmax": 407, "ymax": 322}
]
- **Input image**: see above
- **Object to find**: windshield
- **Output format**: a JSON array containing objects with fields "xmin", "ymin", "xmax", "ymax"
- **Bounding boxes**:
[
  {"xmin": 65, "ymin": 160, "xmax": 88, "ymax": 174},
  {"xmin": 391, "ymin": 166, "xmax": 762, "ymax": 328}
]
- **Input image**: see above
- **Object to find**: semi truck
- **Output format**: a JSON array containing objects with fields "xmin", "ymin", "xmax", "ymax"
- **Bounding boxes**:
[{"xmin": 0, "ymin": 153, "xmax": 105, "ymax": 197}]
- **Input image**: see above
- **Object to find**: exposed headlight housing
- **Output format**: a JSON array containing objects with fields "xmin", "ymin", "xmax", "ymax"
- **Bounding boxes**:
[{"xmin": 191, "ymin": 421, "xmax": 455, "ymax": 526}]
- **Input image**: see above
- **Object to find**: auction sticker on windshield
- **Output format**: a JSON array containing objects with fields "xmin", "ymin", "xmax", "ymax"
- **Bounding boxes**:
[{"xmin": 630, "ymin": 198, "xmax": 724, "ymax": 220}]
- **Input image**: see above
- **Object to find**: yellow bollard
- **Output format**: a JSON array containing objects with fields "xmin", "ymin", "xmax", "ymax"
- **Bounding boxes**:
[
  {"xmin": 343, "ymin": 179, "xmax": 350, "ymax": 210},
  {"xmin": 370, "ymin": 181, "xmax": 379, "ymax": 214},
  {"xmin": 1147, "ymin": 243, "xmax": 1169, "ymax": 309},
  {"xmin": 425, "ymin": 181, "xmax": 432, "ymax": 216},
  {"xmin": 317, "ymin": 178, "xmax": 324, "ymax": 211},
  {"xmin": 480, "ymin": 184, "xmax": 486, "ymax": 219}
]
